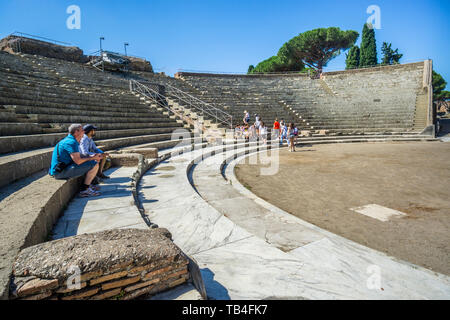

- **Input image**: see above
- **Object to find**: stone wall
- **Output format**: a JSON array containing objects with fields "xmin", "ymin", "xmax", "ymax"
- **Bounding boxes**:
[
  {"xmin": 0, "ymin": 35, "xmax": 88, "ymax": 63},
  {"xmin": 175, "ymin": 62, "xmax": 430, "ymax": 133},
  {"xmin": 128, "ymin": 56, "xmax": 153, "ymax": 73},
  {"xmin": 9, "ymin": 229, "xmax": 190, "ymax": 300},
  {"xmin": 0, "ymin": 35, "xmax": 153, "ymax": 73}
]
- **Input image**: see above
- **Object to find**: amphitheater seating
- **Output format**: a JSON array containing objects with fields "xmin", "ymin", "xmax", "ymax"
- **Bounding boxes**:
[
  {"xmin": 0, "ymin": 51, "xmax": 191, "ymax": 189},
  {"xmin": 171, "ymin": 73, "xmax": 301, "ymax": 127},
  {"xmin": 176, "ymin": 62, "xmax": 429, "ymax": 134}
]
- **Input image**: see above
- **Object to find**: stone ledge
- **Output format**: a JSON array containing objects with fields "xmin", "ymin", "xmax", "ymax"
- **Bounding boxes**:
[
  {"xmin": 0, "ymin": 175, "xmax": 82, "ymax": 300},
  {"xmin": 110, "ymin": 153, "xmax": 144, "ymax": 167},
  {"xmin": 9, "ymin": 228, "xmax": 190, "ymax": 300}
]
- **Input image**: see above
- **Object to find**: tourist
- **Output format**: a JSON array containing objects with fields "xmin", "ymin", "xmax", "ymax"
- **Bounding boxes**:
[
  {"xmin": 273, "ymin": 118, "xmax": 280, "ymax": 140},
  {"xmin": 80, "ymin": 124, "xmax": 110, "ymax": 180},
  {"xmin": 287, "ymin": 123, "xmax": 297, "ymax": 152},
  {"xmin": 280, "ymin": 121, "xmax": 288, "ymax": 146},
  {"xmin": 49, "ymin": 124, "xmax": 102, "ymax": 197},
  {"xmin": 249, "ymin": 124, "xmax": 257, "ymax": 141},
  {"xmin": 234, "ymin": 124, "xmax": 241, "ymax": 139},
  {"xmin": 243, "ymin": 124, "xmax": 250, "ymax": 142},
  {"xmin": 254, "ymin": 114, "xmax": 261, "ymax": 135},
  {"xmin": 259, "ymin": 122, "xmax": 268, "ymax": 144},
  {"xmin": 243, "ymin": 110, "xmax": 250, "ymax": 124}
]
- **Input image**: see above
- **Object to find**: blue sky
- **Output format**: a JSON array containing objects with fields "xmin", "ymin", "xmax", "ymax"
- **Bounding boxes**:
[{"xmin": 0, "ymin": 0, "xmax": 449, "ymax": 88}]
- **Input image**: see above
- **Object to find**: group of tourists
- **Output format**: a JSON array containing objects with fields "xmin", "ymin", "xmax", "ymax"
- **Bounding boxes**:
[
  {"xmin": 237, "ymin": 111, "xmax": 299, "ymax": 151},
  {"xmin": 49, "ymin": 123, "xmax": 110, "ymax": 198},
  {"xmin": 235, "ymin": 112, "xmax": 269, "ymax": 143}
]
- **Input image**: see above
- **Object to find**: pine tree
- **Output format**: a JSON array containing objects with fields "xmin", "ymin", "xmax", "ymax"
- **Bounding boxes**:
[
  {"xmin": 345, "ymin": 45, "xmax": 360, "ymax": 69},
  {"xmin": 381, "ymin": 42, "xmax": 403, "ymax": 65},
  {"xmin": 360, "ymin": 23, "xmax": 377, "ymax": 67}
]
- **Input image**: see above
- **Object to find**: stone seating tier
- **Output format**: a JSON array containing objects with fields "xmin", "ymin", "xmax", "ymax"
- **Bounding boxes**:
[{"xmin": 177, "ymin": 62, "xmax": 426, "ymax": 133}]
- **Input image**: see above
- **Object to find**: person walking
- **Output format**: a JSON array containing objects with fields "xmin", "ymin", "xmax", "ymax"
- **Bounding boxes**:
[
  {"xmin": 287, "ymin": 123, "xmax": 296, "ymax": 152},
  {"xmin": 254, "ymin": 114, "xmax": 261, "ymax": 136},
  {"xmin": 280, "ymin": 120, "xmax": 288, "ymax": 146},
  {"xmin": 259, "ymin": 121, "xmax": 268, "ymax": 144},
  {"xmin": 273, "ymin": 118, "xmax": 280, "ymax": 141},
  {"xmin": 243, "ymin": 110, "xmax": 250, "ymax": 125}
]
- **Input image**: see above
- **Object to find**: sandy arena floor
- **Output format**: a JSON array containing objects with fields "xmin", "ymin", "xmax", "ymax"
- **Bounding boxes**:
[{"xmin": 235, "ymin": 141, "xmax": 450, "ymax": 275}]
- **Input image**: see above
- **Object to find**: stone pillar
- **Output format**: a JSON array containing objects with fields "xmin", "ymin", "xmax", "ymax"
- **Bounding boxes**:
[{"xmin": 423, "ymin": 60, "xmax": 434, "ymax": 127}]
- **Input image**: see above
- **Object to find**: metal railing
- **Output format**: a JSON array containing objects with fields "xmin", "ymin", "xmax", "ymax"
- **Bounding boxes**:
[
  {"xmin": 130, "ymin": 79, "xmax": 233, "ymax": 129},
  {"xmin": 6, "ymin": 31, "xmax": 72, "ymax": 54},
  {"xmin": 9, "ymin": 31, "xmax": 72, "ymax": 46},
  {"xmin": 163, "ymin": 82, "xmax": 233, "ymax": 129},
  {"xmin": 130, "ymin": 79, "xmax": 170, "ymax": 111}
]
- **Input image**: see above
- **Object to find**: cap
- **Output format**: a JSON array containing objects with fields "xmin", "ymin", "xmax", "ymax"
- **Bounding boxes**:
[{"xmin": 83, "ymin": 124, "xmax": 98, "ymax": 134}]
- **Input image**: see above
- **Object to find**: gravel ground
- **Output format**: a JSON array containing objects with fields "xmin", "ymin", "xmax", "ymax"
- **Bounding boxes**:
[{"xmin": 235, "ymin": 141, "xmax": 450, "ymax": 275}]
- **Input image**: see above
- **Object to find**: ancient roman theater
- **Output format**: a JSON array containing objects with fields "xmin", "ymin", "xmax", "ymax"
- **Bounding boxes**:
[{"xmin": 0, "ymin": 35, "xmax": 449, "ymax": 300}]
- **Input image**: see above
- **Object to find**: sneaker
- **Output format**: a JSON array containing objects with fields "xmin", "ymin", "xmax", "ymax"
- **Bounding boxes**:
[
  {"xmin": 90, "ymin": 184, "xmax": 101, "ymax": 191},
  {"xmin": 79, "ymin": 187, "xmax": 101, "ymax": 197},
  {"xmin": 97, "ymin": 173, "xmax": 110, "ymax": 179}
]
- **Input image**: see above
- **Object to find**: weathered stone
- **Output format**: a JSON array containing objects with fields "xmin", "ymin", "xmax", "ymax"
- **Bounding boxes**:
[
  {"xmin": 90, "ymin": 288, "xmax": 122, "ymax": 300},
  {"xmin": 17, "ymin": 278, "xmax": 58, "ymax": 297},
  {"xmin": 124, "ymin": 148, "xmax": 158, "ymax": 159},
  {"xmin": 122, "ymin": 283, "xmax": 167, "ymax": 300},
  {"xmin": 0, "ymin": 35, "xmax": 88, "ymax": 63},
  {"xmin": 161, "ymin": 268, "xmax": 189, "ymax": 282},
  {"xmin": 143, "ymin": 265, "xmax": 174, "ymax": 281},
  {"xmin": 21, "ymin": 291, "xmax": 52, "ymax": 300},
  {"xmin": 127, "ymin": 56, "xmax": 153, "ymax": 73},
  {"xmin": 80, "ymin": 270, "xmax": 104, "ymax": 282},
  {"xmin": 12, "ymin": 228, "xmax": 179, "ymax": 283},
  {"xmin": 127, "ymin": 263, "xmax": 155, "ymax": 276},
  {"xmin": 107, "ymin": 261, "xmax": 135, "ymax": 275},
  {"xmin": 61, "ymin": 287, "xmax": 100, "ymax": 300},
  {"xmin": 124, "ymin": 278, "xmax": 160, "ymax": 293},
  {"xmin": 90, "ymin": 271, "xmax": 128, "ymax": 286},
  {"xmin": 55, "ymin": 282, "xmax": 87, "ymax": 294},
  {"xmin": 168, "ymin": 277, "xmax": 188, "ymax": 289},
  {"xmin": 110, "ymin": 153, "xmax": 144, "ymax": 167},
  {"xmin": 101, "ymin": 276, "xmax": 140, "ymax": 291}
]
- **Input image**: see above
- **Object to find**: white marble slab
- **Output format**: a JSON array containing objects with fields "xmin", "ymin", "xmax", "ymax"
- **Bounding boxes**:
[
  {"xmin": 350, "ymin": 204, "xmax": 407, "ymax": 222},
  {"xmin": 52, "ymin": 166, "xmax": 147, "ymax": 239},
  {"xmin": 289, "ymin": 237, "xmax": 450, "ymax": 299}
]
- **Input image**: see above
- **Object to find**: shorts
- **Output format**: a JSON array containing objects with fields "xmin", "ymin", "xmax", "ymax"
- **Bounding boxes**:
[{"xmin": 52, "ymin": 160, "xmax": 97, "ymax": 180}]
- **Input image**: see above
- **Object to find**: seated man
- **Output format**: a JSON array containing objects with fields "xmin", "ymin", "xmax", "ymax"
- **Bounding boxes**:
[
  {"xmin": 79, "ymin": 124, "xmax": 110, "ymax": 180},
  {"xmin": 49, "ymin": 124, "xmax": 103, "ymax": 197}
]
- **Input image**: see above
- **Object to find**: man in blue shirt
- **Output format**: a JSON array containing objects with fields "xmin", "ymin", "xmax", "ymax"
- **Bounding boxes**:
[
  {"xmin": 49, "ymin": 124, "xmax": 103, "ymax": 197},
  {"xmin": 80, "ymin": 124, "xmax": 110, "ymax": 180}
]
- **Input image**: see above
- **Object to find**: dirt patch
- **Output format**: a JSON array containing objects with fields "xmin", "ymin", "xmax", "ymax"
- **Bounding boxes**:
[
  {"xmin": 157, "ymin": 174, "xmax": 175, "ymax": 179},
  {"xmin": 155, "ymin": 166, "xmax": 176, "ymax": 171},
  {"xmin": 235, "ymin": 142, "xmax": 450, "ymax": 275}
]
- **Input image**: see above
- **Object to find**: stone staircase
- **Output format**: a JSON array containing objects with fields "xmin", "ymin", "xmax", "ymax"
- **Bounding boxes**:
[{"xmin": 413, "ymin": 89, "xmax": 429, "ymax": 130}]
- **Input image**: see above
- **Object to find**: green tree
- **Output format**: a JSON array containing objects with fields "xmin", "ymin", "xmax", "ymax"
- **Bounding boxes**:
[
  {"xmin": 381, "ymin": 42, "xmax": 403, "ymax": 65},
  {"xmin": 278, "ymin": 27, "xmax": 359, "ymax": 74},
  {"xmin": 360, "ymin": 23, "xmax": 378, "ymax": 67},
  {"xmin": 345, "ymin": 45, "xmax": 360, "ymax": 69},
  {"xmin": 250, "ymin": 55, "xmax": 304, "ymax": 74},
  {"xmin": 247, "ymin": 65, "xmax": 255, "ymax": 74},
  {"xmin": 433, "ymin": 71, "xmax": 450, "ymax": 101}
]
